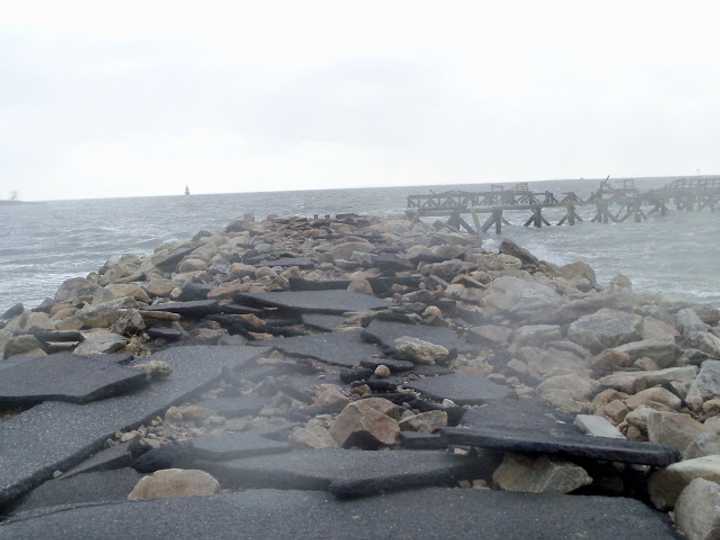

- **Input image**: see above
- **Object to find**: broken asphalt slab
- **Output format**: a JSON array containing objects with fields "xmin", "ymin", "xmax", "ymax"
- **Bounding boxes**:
[
  {"xmin": 363, "ymin": 319, "xmax": 473, "ymax": 354},
  {"xmin": 0, "ymin": 346, "xmax": 267, "ymax": 508},
  {"xmin": 198, "ymin": 448, "xmax": 498, "ymax": 498},
  {"xmin": 0, "ymin": 488, "xmax": 679, "ymax": 539},
  {"xmin": 236, "ymin": 290, "xmax": 387, "ymax": 314},
  {"xmin": 0, "ymin": 353, "xmax": 148, "ymax": 406},
  {"xmin": 442, "ymin": 425, "xmax": 680, "ymax": 466},
  {"xmin": 189, "ymin": 433, "xmax": 290, "ymax": 461},
  {"xmin": 9, "ymin": 469, "xmax": 141, "ymax": 515},
  {"xmin": 300, "ymin": 313, "xmax": 346, "ymax": 332},
  {"xmin": 267, "ymin": 329, "xmax": 383, "ymax": 367},
  {"xmin": 407, "ymin": 374, "xmax": 511, "ymax": 405},
  {"xmin": 143, "ymin": 300, "xmax": 219, "ymax": 318}
]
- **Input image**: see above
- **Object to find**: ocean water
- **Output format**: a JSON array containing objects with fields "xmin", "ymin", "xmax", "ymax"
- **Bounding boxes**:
[{"xmin": 1, "ymin": 179, "xmax": 718, "ymax": 314}]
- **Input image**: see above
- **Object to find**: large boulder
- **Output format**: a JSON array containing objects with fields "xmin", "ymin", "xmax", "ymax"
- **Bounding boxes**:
[
  {"xmin": 685, "ymin": 332, "xmax": 720, "ymax": 358},
  {"xmin": 54, "ymin": 277, "xmax": 99, "ymax": 303},
  {"xmin": 608, "ymin": 339, "xmax": 680, "ymax": 368},
  {"xmin": 567, "ymin": 309, "xmax": 643, "ymax": 353},
  {"xmin": 676, "ymin": 308, "xmax": 708, "ymax": 337},
  {"xmin": 480, "ymin": 276, "xmax": 562, "ymax": 316},
  {"xmin": 646, "ymin": 411, "xmax": 707, "ymax": 455},
  {"xmin": 3, "ymin": 334, "xmax": 45, "ymax": 359},
  {"xmin": 649, "ymin": 455, "xmax": 720, "ymax": 510},
  {"xmin": 492, "ymin": 453, "xmax": 592, "ymax": 494},
  {"xmin": 537, "ymin": 373, "xmax": 597, "ymax": 414},
  {"xmin": 674, "ymin": 478, "xmax": 720, "ymax": 540},
  {"xmin": 127, "ymin": 469, "xmax": 220, "ymax": 500}
]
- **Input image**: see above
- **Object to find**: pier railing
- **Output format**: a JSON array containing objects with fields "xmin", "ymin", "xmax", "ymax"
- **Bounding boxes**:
[{"xmin": 406, "ymin": 176, "xmax": 720, "ymax": 234}]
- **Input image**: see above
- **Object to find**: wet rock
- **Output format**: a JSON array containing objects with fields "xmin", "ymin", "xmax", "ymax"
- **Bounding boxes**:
[
  {"xmin": 492, "ymin": 453, "xmax": 592, "ymax": 494},
  {"xmin": 393, "ymin": 336, "xmax": 449, "ymax": 365},
  {"xmin": 330, "ymin": 399, "xmax": 400, "ymax": 448},
  {"xmin": 675, "ymin": 478, "xmax": 720, "ymax": 540},
  {"xmin": 127, "ymin": 468, "xmax": 220, "ymax": 500},
  {"xmin": 686, "ymin": 360, "xmax": 720, "ymax": 411},
  {"xmin": 567, "ymin": 309, "xmax": 643, "ymax": 353},
  {"xmin": 398, "ymin": 410, "xmax": 448, "ymax": 433},
  {"xmin": 649, "ymin": 455, "xmax": 720, "ymax": 510},
  {"xmin": 1, "ymin": 303, "xmax": 24, "ymax": 320},
  {"xmin": 74, "ymin": 329, "xmax": 127, "ymax": 355}
]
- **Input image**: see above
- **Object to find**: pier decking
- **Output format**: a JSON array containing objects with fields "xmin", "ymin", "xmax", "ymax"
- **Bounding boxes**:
[{"xmin": 406, "ymin": 176, "xmax": 720, "ymax": 234}]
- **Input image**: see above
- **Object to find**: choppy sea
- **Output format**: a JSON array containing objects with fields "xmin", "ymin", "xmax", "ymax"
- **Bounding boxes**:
[{"xmin": 1, "ymin": 179, "xmax": 718, "ymax": 314}]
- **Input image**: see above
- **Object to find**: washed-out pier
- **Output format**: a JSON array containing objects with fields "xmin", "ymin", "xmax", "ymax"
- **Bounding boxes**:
[{"xmin": 407, "ymin": 176, "xmax": 720, "ymax": 234}]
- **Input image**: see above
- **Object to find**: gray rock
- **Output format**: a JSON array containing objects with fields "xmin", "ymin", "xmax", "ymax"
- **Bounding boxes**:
[
  {"xmin": 685, "ymin": 332, "xmax": 720, "ymax": 358},
  {"xmin": 0, "ymin": 488, "xmax": 679, "ymax": 540},
  {"xmin": 567, "ymin": 309, "xmax": 643, "ymax": 353},
  {"xmin": 468, "ymin": 325, "xmax": 513, "ymax": 347},
  {"xmin": 74, "ymin": 330, "xmax": 127, "ymax": 355},
  {"xmin": 649, "ymin": 455, "xmax": 720, "ymax": 509},
  {"xmin": 598, "ymin": 366, "xmax": 698, "ymax": 394},
  {"xmin": 674, "ymin": 478, "xmax": 720, "ymax": 540},
  {"xmin": 492, "ymin": 453, "xmax": 592, "ymax": 494},
  {"xmin": 684, "ymin": 431, "xmax": 720, "ymax": 460},
  {"xmin": 686, "ymin": 360, "xmax": 720, "ymax": 411},
  {"xmin": 647, "ymin": 411, "xmax": 707, "ymax": 455},
  {"xmin": 676, "ymin": 308, "xmax": 708, "ymax": 336},
  {"xmin": 480, "ymin": 276, "xmax": 562, "ymax": 315},
  {"xmin": 512, "ymin": 324, "xmax": 562, "ymax": 346},
  {"xmin": 2, "ymin": 335, "xmax": 45, "ymax": 359},
  {"xmin": 609, "ymin": 338, "xmax": 680, "ymax": 367}
]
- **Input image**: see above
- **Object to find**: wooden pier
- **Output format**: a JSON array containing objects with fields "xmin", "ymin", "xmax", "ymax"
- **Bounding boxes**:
[{"xmin": 406, "ymin": 176, "xmax": 720, "ymax": 234}]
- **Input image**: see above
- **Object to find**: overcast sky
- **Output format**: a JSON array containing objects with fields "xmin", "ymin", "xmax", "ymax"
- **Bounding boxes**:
[{"xmin": 2, "ymin": 1, "xmax": 719, "ymax": 200}]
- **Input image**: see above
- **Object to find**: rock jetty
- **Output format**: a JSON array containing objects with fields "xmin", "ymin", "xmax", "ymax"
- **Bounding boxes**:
[{"xmin": 1, "ymin": 212, "xmax": 719, "ymax": 539}]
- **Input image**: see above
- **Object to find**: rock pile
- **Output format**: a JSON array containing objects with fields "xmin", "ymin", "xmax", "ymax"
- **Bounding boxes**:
[{"xmin": 1, "ymin": 212, "xmax": 719, "ymax": 539}]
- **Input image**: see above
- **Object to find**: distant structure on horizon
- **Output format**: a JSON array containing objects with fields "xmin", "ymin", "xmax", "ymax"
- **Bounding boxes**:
[
  {"xmin": 185, "ymin": 185, "xmax": 190, "ymax": 196},
  {"xmin": 9, "ymin": 190, "xmax": 18, "ymax": 201}
]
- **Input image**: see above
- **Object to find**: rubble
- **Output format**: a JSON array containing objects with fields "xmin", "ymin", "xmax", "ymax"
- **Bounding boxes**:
[{"xmin": 0, "ymin": 212, "xmax": 717, "ymax": 537}]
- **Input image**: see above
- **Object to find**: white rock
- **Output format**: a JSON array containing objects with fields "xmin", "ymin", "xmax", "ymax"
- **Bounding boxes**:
[{"xmin": 674, "ymin": 478, "xmax": 720, "ymax": 540}]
